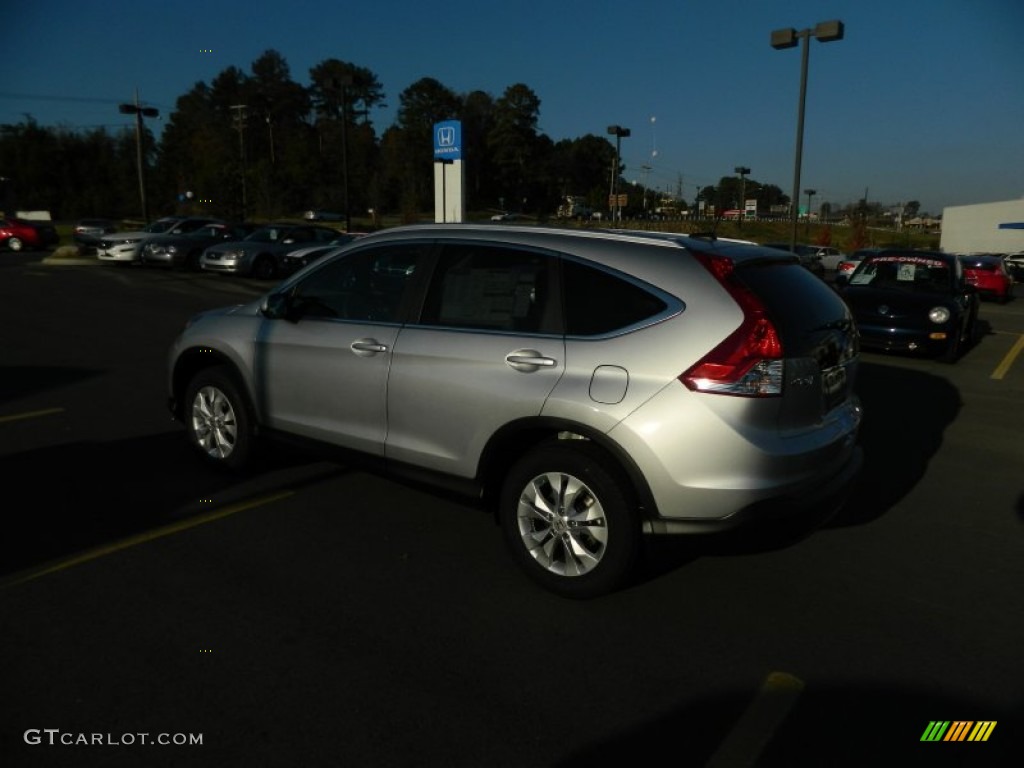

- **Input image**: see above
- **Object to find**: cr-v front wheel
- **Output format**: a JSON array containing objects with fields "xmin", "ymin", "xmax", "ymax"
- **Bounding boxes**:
[
  {"xmin": 499, "ymin": 441, "xmax": 639, "ymax": 599},
  {"xmin": 184, "ymin": 366, "xmax": 255, "ymax": 470}
]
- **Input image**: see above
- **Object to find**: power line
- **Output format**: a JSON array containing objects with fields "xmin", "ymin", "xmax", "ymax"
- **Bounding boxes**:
[{"xmin": 0, "ymin": 90, "xmax": 171, "ymax": 110}]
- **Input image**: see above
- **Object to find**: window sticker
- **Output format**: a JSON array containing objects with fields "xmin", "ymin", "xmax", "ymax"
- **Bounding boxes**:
[
  {"xmin": 850, "ymin": 271, "xmax": 873, "ymax": 285},
  {"xmin": 897, "ymin": 263, "xmax": 916, "ymax": 281}
]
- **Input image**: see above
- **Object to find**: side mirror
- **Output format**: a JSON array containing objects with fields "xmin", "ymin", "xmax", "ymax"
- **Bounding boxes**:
[{"xmin": 260, "ymin": 292, "xmax": 290, "ymax": 319}]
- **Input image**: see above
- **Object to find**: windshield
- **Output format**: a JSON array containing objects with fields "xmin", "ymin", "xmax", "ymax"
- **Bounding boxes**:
[
  {"xmin": 245, "ymin": 227, "xmax": 291, "ymax": 243},
  {"xmin": 145, "ymin": 218, "xmax": 180, "ymax": 233},
  {"xmin": 849, "ymin": 255, "xmax": 954, "ymax": 293},
  {"xmin": 187, "ymin": 225, "xmax": 226, "ymax": 238}
]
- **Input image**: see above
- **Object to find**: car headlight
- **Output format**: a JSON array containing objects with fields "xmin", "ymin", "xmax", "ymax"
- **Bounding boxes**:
[{"xmin": 929, "ymin": 306, "xmax": 951, "ymax": 324}]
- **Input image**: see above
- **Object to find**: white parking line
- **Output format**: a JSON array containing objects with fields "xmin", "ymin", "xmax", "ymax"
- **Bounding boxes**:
[{"xmin": 705, "ymin": 671, "xmax": 805, "ymax": 768}]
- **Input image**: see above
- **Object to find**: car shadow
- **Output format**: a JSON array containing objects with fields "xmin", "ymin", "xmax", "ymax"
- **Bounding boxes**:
[
  {"xmin": 0, "ymin": 432, "xmax": 345, "ymax": 580},
  {"xmin": 637, "ymin": 361, "xmax": 962, "ymax": 583},
  {"xmin": 830, "ymin": 361, "xmax": 961, "ymax": 526},
  {"xmin": 0, "ymin": 365, "xmax": 104, "ymax": 404}
]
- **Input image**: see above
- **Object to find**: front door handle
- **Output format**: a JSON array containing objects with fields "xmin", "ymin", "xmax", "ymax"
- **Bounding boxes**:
[{"xmin": 351, "ymin": 339, "xmax": 388, "ymax": 355}]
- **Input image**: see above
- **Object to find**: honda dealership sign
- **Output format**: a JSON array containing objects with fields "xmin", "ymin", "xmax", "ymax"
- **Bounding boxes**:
[
  {"xmin": 433, "ymin": 120, "xmax": 465, "ymax": 222},
  {"xmin": 433, "ymin": 120, "xmax": 462, "ymax": 161}
]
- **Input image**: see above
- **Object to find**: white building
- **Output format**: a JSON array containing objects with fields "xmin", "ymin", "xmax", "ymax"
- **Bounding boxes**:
[{"xmin": 940, "ymin": 199, "xmax": 1024, "ymax": 254}]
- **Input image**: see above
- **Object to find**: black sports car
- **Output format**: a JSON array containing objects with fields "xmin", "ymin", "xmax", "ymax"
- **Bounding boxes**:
[{"xmin": 835, "ymin": 249, "xmax": 979, "ymax": 363}]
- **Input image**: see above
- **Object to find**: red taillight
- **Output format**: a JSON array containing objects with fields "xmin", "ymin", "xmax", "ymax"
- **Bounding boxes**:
[{"xmin": 681, "ymin": 251, "xmax": 784, "ymax": 396}]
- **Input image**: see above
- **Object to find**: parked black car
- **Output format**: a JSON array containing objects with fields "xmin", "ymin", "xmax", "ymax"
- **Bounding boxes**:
[
  {"xmin": 276, "ymin": 233, "xmax": 364, "ymax": 276},
  {"xmin": 762, "ymin": 242, "xmax": 826, "ymax": 278},
  {"xmin": 835, "ymin": 249, "xmax": 979, "ymax": 363},
  {"xmin": 73, "ymin": 218, "xmax": 118, "ymax": 250}
]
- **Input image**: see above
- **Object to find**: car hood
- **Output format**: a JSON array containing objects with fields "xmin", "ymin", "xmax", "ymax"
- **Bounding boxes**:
[
  {"xmin": 144, "ymin": 233, "xmax": 197, "ymax": 246},
  {"xmin": 101, "ymin": 230, "xmax": 154, "ymax": 241},
  {"xmin": 840, "ymin": 286, "xmax": 958, "ymax": 317},
  {"xmin": 206, "ymin": 240, "xmax": 298, "ymax": 254}
]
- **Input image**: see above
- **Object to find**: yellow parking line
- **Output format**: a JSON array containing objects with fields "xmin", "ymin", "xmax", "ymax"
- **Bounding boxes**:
[
  {"xmin": 0, "ymin": 491, "xmax": 294, "ymax": 590},
  {"xmin": 705, "ymin": 671, "xmax": 805, "ymax": 768},
  {"xmin": 991, "ymin": 333, "xmax": 1024, "ymax": 380},
  {"xmin": 0, "ymin": 407, "xmax": 65, "ymax": 424}
]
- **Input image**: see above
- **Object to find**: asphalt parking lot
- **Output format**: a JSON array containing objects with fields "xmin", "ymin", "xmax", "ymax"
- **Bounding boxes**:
[{"xmin": 1, "ymin": 250, "xmax": 1022, "ymax": 767}]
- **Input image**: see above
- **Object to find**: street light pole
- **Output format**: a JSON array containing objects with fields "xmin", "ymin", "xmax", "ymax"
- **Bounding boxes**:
[
  {"xmin": 607, "ymin": 125, "xmax": 630, "ymax": 222},
  {"xmin": 118, "ymin": 88, "xmax": 159, "ymax": 223},
  {"xmin": 734, "ymin": 166, "xmax": 750, "ymax": 226},
  {"xmin": 771, "ymin": 20, "xmax": 844, "ymax": 252},
  {"xmin": 804, "ymin": 188, "xmax": 817, "ymax": 236}
]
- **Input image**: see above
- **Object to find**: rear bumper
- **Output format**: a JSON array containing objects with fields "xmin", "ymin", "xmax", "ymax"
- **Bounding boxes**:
[{"xmin": 645, "ymin": 444, "xmax": 863, "ymax": 534}]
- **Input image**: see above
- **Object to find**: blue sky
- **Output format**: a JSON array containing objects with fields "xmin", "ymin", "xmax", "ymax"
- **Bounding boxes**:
[{"xmin": 6, "ymin": 0, "xmax": 1023, "ymax": 215}]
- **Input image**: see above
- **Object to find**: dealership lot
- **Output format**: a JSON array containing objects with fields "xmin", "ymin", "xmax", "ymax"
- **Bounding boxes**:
[{"xmin": 1, "ymin": 252, "xmax": 1022, "ymax": 766}]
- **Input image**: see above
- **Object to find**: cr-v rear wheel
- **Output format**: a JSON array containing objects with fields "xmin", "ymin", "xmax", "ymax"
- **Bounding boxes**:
[
  {"xmin": 499, "ymin": 441, "xmax": 639, "ymax": 599},
  {"xmin": 184, "ymin": 366, "xmax": 255, "ymax": 470}
]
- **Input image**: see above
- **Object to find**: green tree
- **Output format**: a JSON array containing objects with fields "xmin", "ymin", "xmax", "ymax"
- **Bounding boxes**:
[
  {"xmin": 459, "ymin": 89, "xmax": 496, "ymax": 210},
  {"xmin": 486, "ymin": 84, "xmax": 542, "ymax": 210},
  {"xmin": 307, "ymin": 58, "xmax": 386, "ymax": 221}
]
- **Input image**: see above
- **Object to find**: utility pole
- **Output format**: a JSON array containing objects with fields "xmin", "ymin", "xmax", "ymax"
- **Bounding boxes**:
[
  {"xmin": 118, "ymin": 88, "xmax": 158, "ymax": 223},
  {"xmin": 734, "ymin": 166, "xmax": 751, "ymax": 227},
  {"xmin": 330, "ymin": 75, "xmax": 355, "ymax": 232},
  {"xmin": 607, "ymin": 125, "xmax": 630, "ymax": 222},
  {"xmin": 231, "ymin": 104, "xmax": 248, "ymax": 220}
]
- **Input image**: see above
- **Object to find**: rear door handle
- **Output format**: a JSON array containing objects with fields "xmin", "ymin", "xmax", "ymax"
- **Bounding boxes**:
[{"xmin": 505, "ymin": 350, "xmax": 557, "ymax": 371}]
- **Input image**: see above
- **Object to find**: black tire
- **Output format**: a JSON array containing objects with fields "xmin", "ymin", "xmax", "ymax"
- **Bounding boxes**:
[
  {"xmin": 183, "ymin": 366, "xmax": 256, "ymax": 470},
  {"xmin": 252, "ymin": 255, "xmax": 276, "ymax": 280},
  {"xmin": 182, "ymin": 250, "xmax": 202, "ymax": 271},
  {"xmin": 939, "ymin": 325, "xmax": 962, "ymax": 364},
  {"xmin": 499, "ymin": 441, "xmax": 639, "ymax": 599}
]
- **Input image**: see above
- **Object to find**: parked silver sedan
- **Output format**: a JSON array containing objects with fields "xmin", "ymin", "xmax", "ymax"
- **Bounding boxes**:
[
  {"xmin": 169, "ymin": 225, "xmax": 863, "ymax": 598},
  {"xmin": 199, "ymin": 223, "xmax": 340, "ymax": 279},
  {"xmin": 97, "ymin": 217, "xmax": 220, "ymax": 263}
]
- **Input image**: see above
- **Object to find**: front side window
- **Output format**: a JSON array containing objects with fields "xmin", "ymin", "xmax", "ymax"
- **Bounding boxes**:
[
  {"xmin": 419, "ymin": 244, "xmax": 556, "ymax": 334},
  {"xmin": 288, "ymin": 245, "xmax": 426, "ymax": 323}
]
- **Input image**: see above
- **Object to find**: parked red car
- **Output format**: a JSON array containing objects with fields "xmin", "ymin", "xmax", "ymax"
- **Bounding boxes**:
[
  {"xmin": 0, "ymin": 217, "xmax": 59, "ymax": 251},
  {"xmin": 958, "ymin": 254, "xmax": 1013, "ymax": 304}
]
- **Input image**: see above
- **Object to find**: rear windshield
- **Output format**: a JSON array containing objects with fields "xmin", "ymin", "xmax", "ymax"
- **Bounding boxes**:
[
  {"xmin": 733, "ymin": 262, "xmax": 853, "ymax": 358},
  {"xmin": 959, "ymin": 259, "xmax": 998, "ymax": 272}
]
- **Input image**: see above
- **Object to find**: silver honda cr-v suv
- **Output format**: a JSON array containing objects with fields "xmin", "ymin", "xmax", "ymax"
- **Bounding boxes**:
[{"xmin": 168, "ymin": 224, "xmax": 863, "ymax": 598}]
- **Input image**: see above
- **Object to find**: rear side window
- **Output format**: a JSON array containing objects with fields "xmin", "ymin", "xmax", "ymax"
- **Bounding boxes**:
[
  {"xmin": 420, "ymin": 244, "xmax": 556, "ymax": 334},
  {"xmin": 562, "ymin": 259, "xmax": 667, "ymax": 336}
]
